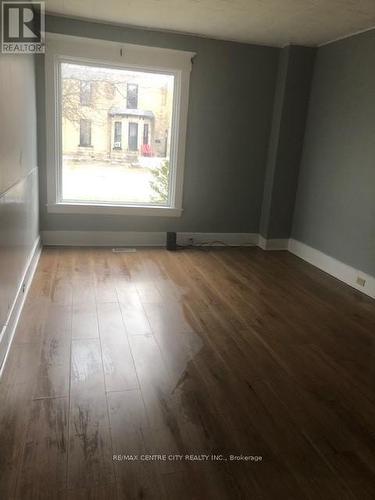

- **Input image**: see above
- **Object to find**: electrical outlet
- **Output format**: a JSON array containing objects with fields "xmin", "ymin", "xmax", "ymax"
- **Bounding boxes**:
[
  {"xmin": 356, "ymin": 276, "xmax": 366, "ymax": 287},
  {"xmin": 189, "ymin": 237, "xmax": 194, "ymax": 245},
  {"xmin": 22, "ymin": 283, "xmax": 26, "ymax": 293}
]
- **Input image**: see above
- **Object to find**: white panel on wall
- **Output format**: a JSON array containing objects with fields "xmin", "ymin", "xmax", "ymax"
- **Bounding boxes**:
[
  {"xmin": 0, "ymin": 170, "xmax": 39, "ymax": 331},
  {"xmin": 0, "ymin": 52, "xmax": 39, "ymax": 369},
  {"xmin": 0, "ymin": 54, "xmax": 37, "ymax": 194}
]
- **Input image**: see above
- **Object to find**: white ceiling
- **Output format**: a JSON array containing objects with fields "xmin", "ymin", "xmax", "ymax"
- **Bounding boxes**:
[{"xmin": 45, "ymin": 0, "xmax": 375, "ymax": 47}]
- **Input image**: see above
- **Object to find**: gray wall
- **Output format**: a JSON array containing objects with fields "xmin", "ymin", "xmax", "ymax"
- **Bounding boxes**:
[
  {"xmin": 0, "ymin": 54, "xmax": 39, "ymax": 357},
  {"xmin": 37, "ymin": 15, "xmax": 279, "ymax": 233},
  {"xmin": 292, "ymin": 30, "xmax": 375, "ymax": 276},
  {"xmin": 260, "ymin": 46, "xmax": 316, "ymax": 239}
]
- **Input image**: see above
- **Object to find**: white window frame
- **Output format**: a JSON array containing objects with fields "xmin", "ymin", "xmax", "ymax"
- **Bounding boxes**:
[{"xmin": 45, "ymin": 33, "xmax": 195, "ymax": 217}]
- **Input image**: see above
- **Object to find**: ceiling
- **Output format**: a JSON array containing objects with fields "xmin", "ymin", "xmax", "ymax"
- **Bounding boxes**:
[{"xmin": 45, "ymin": 0, "xmax": 375, "ymax": 47}]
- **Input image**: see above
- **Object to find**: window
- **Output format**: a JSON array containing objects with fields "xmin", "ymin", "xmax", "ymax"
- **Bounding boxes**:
[
  {"xmin": 128, "ymin": 122, "xmax": 138, "ymax": 151},
  {"xmin": 46, "ymin": 34, "xmax": 194, "ymax": 216},
  {"xmin": 80, "ymin": 81, "xmax": 91, "ymax": 106},
  {"xmin": 127, "ymin": 83, "xmax": 138, "ymax": 109},
  {"xmin": 143, "ymin": 123, "xmax": 149, "ymax": 145},
  {"xmin": 61, "ymin": 63, "xmax": 173, "ymax": 204},
  {"xmin": 113, "ymin": 121, "xmax": 122, "ymax": 149},
  {"xmin": 79, "ymin": 119, "xmax": 91, "ymax": 147}
]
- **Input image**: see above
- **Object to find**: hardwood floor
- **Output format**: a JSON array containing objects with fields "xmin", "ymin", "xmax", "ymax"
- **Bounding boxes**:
[{"xmin": 0, "ymin": 246, "xmax": 375, "ymax": 499}]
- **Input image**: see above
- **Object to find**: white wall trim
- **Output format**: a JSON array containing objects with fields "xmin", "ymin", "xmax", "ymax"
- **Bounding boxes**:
[
  {"xmin": 40, "ymin": 231, "xmax": 375, "ymax": 300},
  {"xmin": 318, "ymin": 25, "xmax": 375, "ymax": 48},
  {"xmin": 178, "ymin": 232, "xmax": 259, "ymax": 246},
  {"xmin": 258, "ymin": 235, "xmax": 289, "ymax": 250},
  {"xmin": 42, "ymin": 230, "xmax": 166, "ymax": 246},
  {"xmin": 46, "ymin": 203, "xmax": 183, "ymax": 217},
  {"xmin": 42, "ymin": 230, "xmax": 259, "ymax": 247},
  {"xmin": 289, "ymin": 239, "xmax": 375, "ymax": 299},
  {"xmin": 0, "ymin": 236, "xmax": 42, "ymax": 376}
]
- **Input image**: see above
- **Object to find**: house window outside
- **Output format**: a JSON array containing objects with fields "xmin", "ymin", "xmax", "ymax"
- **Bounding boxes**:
[
  {"xmin": 143, "ymin": 123, "xmax": 149, "ymax": 145},
  {"xmin": 80, "ymin": 81, "xmax": 91, "ymax": 106},
  {"xmin": 113, "ymin": 121, "xmax": 122, "ymax": 149},
  {"xmin": 79, "ymin": 119, "xmax": 91, "ymax": 147},
  {"xmin": 127, "ymin": 83, "xmax": 138, "ymax": 109},
  {"xmin": 128, "ymin": 122, "xmax": 138, "ymax": 151}
]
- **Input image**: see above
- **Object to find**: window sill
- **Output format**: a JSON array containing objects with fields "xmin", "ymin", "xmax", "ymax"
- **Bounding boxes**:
[{"xmin": 47, "ymin": 202, "xmax": 183, "ymax": 217}]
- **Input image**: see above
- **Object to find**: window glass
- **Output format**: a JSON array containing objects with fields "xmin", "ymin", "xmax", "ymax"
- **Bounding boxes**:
[{"xmin": 61, "ymin": 62, "xmax": 174, "ymax": 205}]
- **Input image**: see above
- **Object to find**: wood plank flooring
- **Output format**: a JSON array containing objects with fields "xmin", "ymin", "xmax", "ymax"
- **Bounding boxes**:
[{"xmin": 1, "ymin": 246, "xmax": 375, "ymax": 499}]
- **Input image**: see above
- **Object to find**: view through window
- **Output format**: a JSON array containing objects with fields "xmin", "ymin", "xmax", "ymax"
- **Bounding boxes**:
[{"xmin": 61, "ymin": 63, "xmax": 174, "ymax": 206}]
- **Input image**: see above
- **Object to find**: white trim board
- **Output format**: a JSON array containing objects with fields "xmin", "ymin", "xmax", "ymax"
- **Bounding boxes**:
[
  {"xmin": 42, "ymin": 230, "xmax": 166, "ymax": 246},
  {"xmin": 258, "ymin": 236, "xmax": 289, "ymax": 250},
  {"xmin": 42, "ymin": 231, "xmax": 259, "ymax": 247},
  {"xmin": 318, "ymin": 25, "xmax": 375, "ymax": 48},
  {"xmin": 178, "ymin": 232, "xmax": 259, "ymax": 246},
  {"xmin": 0, "ymin": 236, "xmax": 42, "ymax": 377},
  {"xmin": 46, "ymin": 203, "xmax": 182, "ymax": 217},
  {"xmin": 289, "ymin": 239, "xmax": 375, "ymax": 299},
  {"xmin": 40, "ymin": 231, "xmax": 375, "ymax": 300}
]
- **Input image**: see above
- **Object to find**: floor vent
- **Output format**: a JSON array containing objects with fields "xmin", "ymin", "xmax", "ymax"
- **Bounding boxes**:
[{"xmin": 112, "ymin": 248, "xmax": 137, "ymax": 253}]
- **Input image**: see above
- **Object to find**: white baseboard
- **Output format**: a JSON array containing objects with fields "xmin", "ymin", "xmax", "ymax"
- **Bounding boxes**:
[
  {"xmin": 178, "ymin": 232, "xmax": 259, "ymax": 246},
  {"xmin": 42, "ymin": 231, "xmax": 259, "ymax": 247},
  {"xmin": 41, "ymin": 230, "xmax": 374, "ymax": 300},
  {"xmin": 258, "ymin": 235, "xmax": 289, "ymax": 250},
  {"xmin": 42, "ymin": 230, "xmax": 166, "ymax": 246},
  {"xmin": 289, "ymin": 239, "xmax": 375, "ymax": 299},
  {"xmin": 0, "ymin": 236, "xmax": 42, "ymax": 376}
]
